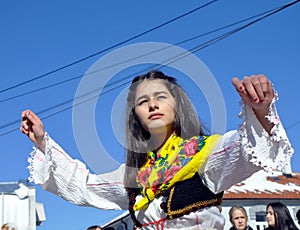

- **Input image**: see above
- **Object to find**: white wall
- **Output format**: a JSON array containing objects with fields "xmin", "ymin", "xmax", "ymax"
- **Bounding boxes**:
[{"xmin": 0, "ymin": 187, "xmax": 36, "ymax": 230}]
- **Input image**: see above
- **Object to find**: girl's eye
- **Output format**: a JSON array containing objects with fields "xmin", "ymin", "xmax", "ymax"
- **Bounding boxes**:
[
  {"xmin": 138, "ymin": 99, "xmax": 148, "ymax": 105},
  {"xmin": 157, "ymin": 95, "xmax": 167, "ymax": 100}
]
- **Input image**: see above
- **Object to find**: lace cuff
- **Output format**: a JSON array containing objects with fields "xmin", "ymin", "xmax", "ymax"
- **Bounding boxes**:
[
  {"xmin": 27, "ymin": 132, "xmax": 52, "ymax": 184},
  {"xmin": 238, "ymin": 91, "xmax": 294, "ymax": 172}
]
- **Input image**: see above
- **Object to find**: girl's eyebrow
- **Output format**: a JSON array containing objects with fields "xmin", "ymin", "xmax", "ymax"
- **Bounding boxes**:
[{"xmin": 135, "ymin": 91, "xmax": 169, "ymax": 102}]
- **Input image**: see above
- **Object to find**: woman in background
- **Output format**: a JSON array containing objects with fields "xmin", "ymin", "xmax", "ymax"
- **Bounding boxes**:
[{"xmin": 265, "ymin": 202, "xmax": 299, "ymax": 230}]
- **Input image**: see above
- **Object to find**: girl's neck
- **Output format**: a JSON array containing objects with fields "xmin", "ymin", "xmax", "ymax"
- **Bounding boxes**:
[{"xmin": 151, "ymin": 130, "xmax": 174, "ymax": 155}]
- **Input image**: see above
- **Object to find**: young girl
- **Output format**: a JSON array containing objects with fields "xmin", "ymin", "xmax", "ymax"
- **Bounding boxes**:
[
  {"xmin": 20, "ymin": 70, "xmax": 293, "ymax": 229},
  {"xmin": 265, "ymin": 202, "xmax": 299, "ymax": 230}
]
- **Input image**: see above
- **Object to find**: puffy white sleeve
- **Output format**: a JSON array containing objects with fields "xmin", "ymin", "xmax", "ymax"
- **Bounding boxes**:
[
  {"xmin": 201, "ymin": 93, "xmax": 294, "ymax": 194},
  {"xmin": 27, "ymin": 134, "xmax": 128, "ymax": 210}
]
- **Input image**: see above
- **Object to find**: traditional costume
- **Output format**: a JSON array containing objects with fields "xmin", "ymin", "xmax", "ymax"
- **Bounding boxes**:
[{"xmin": 27, "ymin": 99, "xmax": 293, "ymax": 229}]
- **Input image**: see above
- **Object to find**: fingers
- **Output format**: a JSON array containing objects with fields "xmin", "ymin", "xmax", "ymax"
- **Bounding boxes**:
[
  {"xmin": 22, "ymin": 110, "xmax": 38, "ymax": 123},
  {"xmin": 232, "ymin": 74, "xmax": 273, "ymax": 104},
  {"xmin": 20, "ymin": 110, "xmax": 44, "ymax": 136},
  {"xmin": 20, "ymin": 110, "xmax": 31, "ymax": 135},
  {"xmin": 20, "ymin": 110, "xmax": 45, "ymax": 147},
  {"xmin": 243, "ymin": 75, "xmax": 265, "ymax": 103},
  {"xmin": 232, "ymin": 77, "xmax": 245, "ymax": 94}
]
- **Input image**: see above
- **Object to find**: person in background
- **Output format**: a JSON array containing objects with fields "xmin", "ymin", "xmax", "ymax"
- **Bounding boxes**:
[
  {"xmin": 296, "ymin": 209, "xmax": 300, "ymax": 226},
  {"xmin": 87, "ymin": 225, "xmax": 102, "ymax": 230},
  {"xmin": 20, "ymin": 70, "xmax": 293, "ymax": 229},
  {"xmin": 229, "ymin": 205, "xmax": 253, "ymax": 230},
  {"xmin": 265, "ymin": 202, "xmax": 299, "ymax": 230},
  {"xmin": 1, "ymin": 224, "xmax": 16, "ymax": 230}
]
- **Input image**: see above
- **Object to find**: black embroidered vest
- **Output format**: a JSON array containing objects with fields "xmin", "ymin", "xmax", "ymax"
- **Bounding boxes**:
[{"xmin": 160, "ymin": 173, "xmax": 223, "ymax": 219}]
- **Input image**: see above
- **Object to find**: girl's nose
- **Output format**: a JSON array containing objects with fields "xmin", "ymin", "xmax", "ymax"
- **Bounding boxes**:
[{"xmin": 148, "ymin": 99, "xmax": 159, "ymax": 111}]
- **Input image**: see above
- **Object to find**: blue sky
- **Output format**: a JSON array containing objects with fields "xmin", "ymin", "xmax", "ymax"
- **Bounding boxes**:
[{"xmin": 1, "ymin": 1, "xmax": 300, "ymax": 229}]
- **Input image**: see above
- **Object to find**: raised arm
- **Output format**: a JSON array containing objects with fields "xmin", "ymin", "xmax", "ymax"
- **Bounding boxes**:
[
  {"xmin": 232, "ymin": 74, "xmax": 274, "ymax": 134},
  {"xmin": 20, "ymin": 109, "xmax": 128, "ymax": 210},
  {"xmin": 20, "ymin": 110, "xmax": 46, "ymax": 153}
]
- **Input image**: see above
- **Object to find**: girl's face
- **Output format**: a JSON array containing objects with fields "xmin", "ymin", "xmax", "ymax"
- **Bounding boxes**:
[
  {"xmin": 231, "ymin": 209, "xmax": 247, "ymax": 230},
  {"xmin": 134, "ymin": 79, "xmax": 176, "ymax": 136},
  {"xmin": 266, "ymin": 206, "xmax": 276, "ymax": 227}
]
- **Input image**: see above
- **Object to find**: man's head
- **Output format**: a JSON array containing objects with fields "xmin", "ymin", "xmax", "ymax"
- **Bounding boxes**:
[
  {"xmin": 229, "ymin": 205, "xmax": 249, "ymax": 230},
  {"xmin": 86, "ymin": 225, "xmax": 102, "ymax": 230}
]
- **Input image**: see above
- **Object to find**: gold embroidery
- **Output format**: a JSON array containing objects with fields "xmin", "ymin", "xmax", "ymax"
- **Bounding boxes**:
[{"xmin": 167, "ymin": 186, "xmax": 222, "ymax": 219}]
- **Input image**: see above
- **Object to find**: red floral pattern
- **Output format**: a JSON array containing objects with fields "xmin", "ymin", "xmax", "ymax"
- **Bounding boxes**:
[
  {"xmin": 183, "ymin": 139, "xmax": 199, "ymax": 156},
  {"xmin": 136, "ymin": 135, "xmax": 207, "ymax": 200}
]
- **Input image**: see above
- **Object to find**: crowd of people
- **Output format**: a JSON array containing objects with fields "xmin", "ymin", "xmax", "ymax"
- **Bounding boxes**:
[
  {"xmin": 227, "ymin": 203, "xmax": 299, "ymax": 230},
  {"xmin": 90, "ymin": 203, "xmax": 299, "ymax": 230}
]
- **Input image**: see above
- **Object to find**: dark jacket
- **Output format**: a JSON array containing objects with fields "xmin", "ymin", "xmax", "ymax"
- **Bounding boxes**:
[{"xmin": 229, "ymin": 226, "xmax": 254, "ymax": 230}]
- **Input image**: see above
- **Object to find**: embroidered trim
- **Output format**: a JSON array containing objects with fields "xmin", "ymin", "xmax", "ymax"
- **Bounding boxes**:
[
  {"xmin": 27, "ymin": 132, "xmax": 50, "ymax": 183},
  {"xmin": 141, "ymin": 218, "xmax": 167, "ymax": 229},
  {"xmin": 238, "ymin": 89, "xmax": 294, "ymax": 172},
  {"xmin": 166, "ymin": 186, "xmax": 222, "ymax": 219},
  {"xmin": 27, "ymin": 149, "xmax": 37, "ymax": 182},
  {"xmin": 208, "ymin": 141, "xmax": 240, "ymax": 160}
]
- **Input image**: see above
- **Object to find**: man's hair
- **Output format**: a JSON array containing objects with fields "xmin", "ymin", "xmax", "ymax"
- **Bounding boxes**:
[
  {"xmin": 229, "ymin": 205, "xmax": 248, "ymax": 225},
  {"xmin": 87, "ymin": 225, "xmax": 101, "ymax": 230}
]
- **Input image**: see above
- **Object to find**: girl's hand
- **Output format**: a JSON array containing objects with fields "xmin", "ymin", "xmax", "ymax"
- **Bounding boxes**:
[
  {"xmin": 232, "ymin": 74, "xmax": 274, "ymax": 133},
  {"xmin": 20, "ymin": 110, "xmax": 46, "ymax": 152}
]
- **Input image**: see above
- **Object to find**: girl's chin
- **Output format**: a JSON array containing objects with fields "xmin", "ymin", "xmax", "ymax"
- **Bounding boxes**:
[{"xmin": 148, "ymin": 124, "xmax": 173, "ymax": 136}]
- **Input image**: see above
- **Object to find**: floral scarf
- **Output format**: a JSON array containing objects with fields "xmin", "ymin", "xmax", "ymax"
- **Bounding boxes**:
[{"xmin": 134, "ymin": 134, "xmax": 221, "ymax": 211}]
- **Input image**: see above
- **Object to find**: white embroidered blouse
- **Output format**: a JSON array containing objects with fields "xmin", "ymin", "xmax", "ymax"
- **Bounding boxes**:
[{"xmin": 27, "ymin": 100, "xmax": 293, "ymax": 230}]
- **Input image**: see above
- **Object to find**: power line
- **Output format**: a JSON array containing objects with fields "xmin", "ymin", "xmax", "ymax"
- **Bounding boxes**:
[
  {"xmin": 0, "ymin": 0, "xmax": 218, "ymax": 94},
  {"xmin": 0, "ymin": 75, "xmax": 83, "ymax": 103},
  {"xmin": 0, "ymin": 4, "xmax": 278, "ymax": 104},
  {"xmin": 170, "ymin": 0, "xmax": 300, "ymax": 63},
  {"xmin": 286, "ymin": 121, "xmax": 300, "ymax": 130},
  {"xmin": 0, "ymin": 74, "xmax": 83, "ymax": 103},
  {"xmin": 1, "ymin": 0, "xmax": 299, "ymax": 136},
  {"xmin": 0, "ymin": 77, "xmax": 133, "ymax": 136}
]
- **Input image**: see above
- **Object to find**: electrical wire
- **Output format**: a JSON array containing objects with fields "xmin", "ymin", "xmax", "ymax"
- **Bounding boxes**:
[
  {"xmin": 1, "ymin": 0, "xmax": 299, "ymax": 136},
  {"xmin": 0, "ymin": 0, "xmax": 218, "ymax": 94},
  {"xmin": 0, "ymin": 4, "xmax": 282, "ymax": 104}
]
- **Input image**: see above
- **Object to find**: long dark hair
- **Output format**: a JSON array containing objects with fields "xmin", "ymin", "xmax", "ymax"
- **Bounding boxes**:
[
  {"xmin": 124, "ymin": 70, "xmax": 207, "ymax": 191},
  {"xmin": 266, "ymin": 202, "xmax": 299, "ymax": 230}
]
